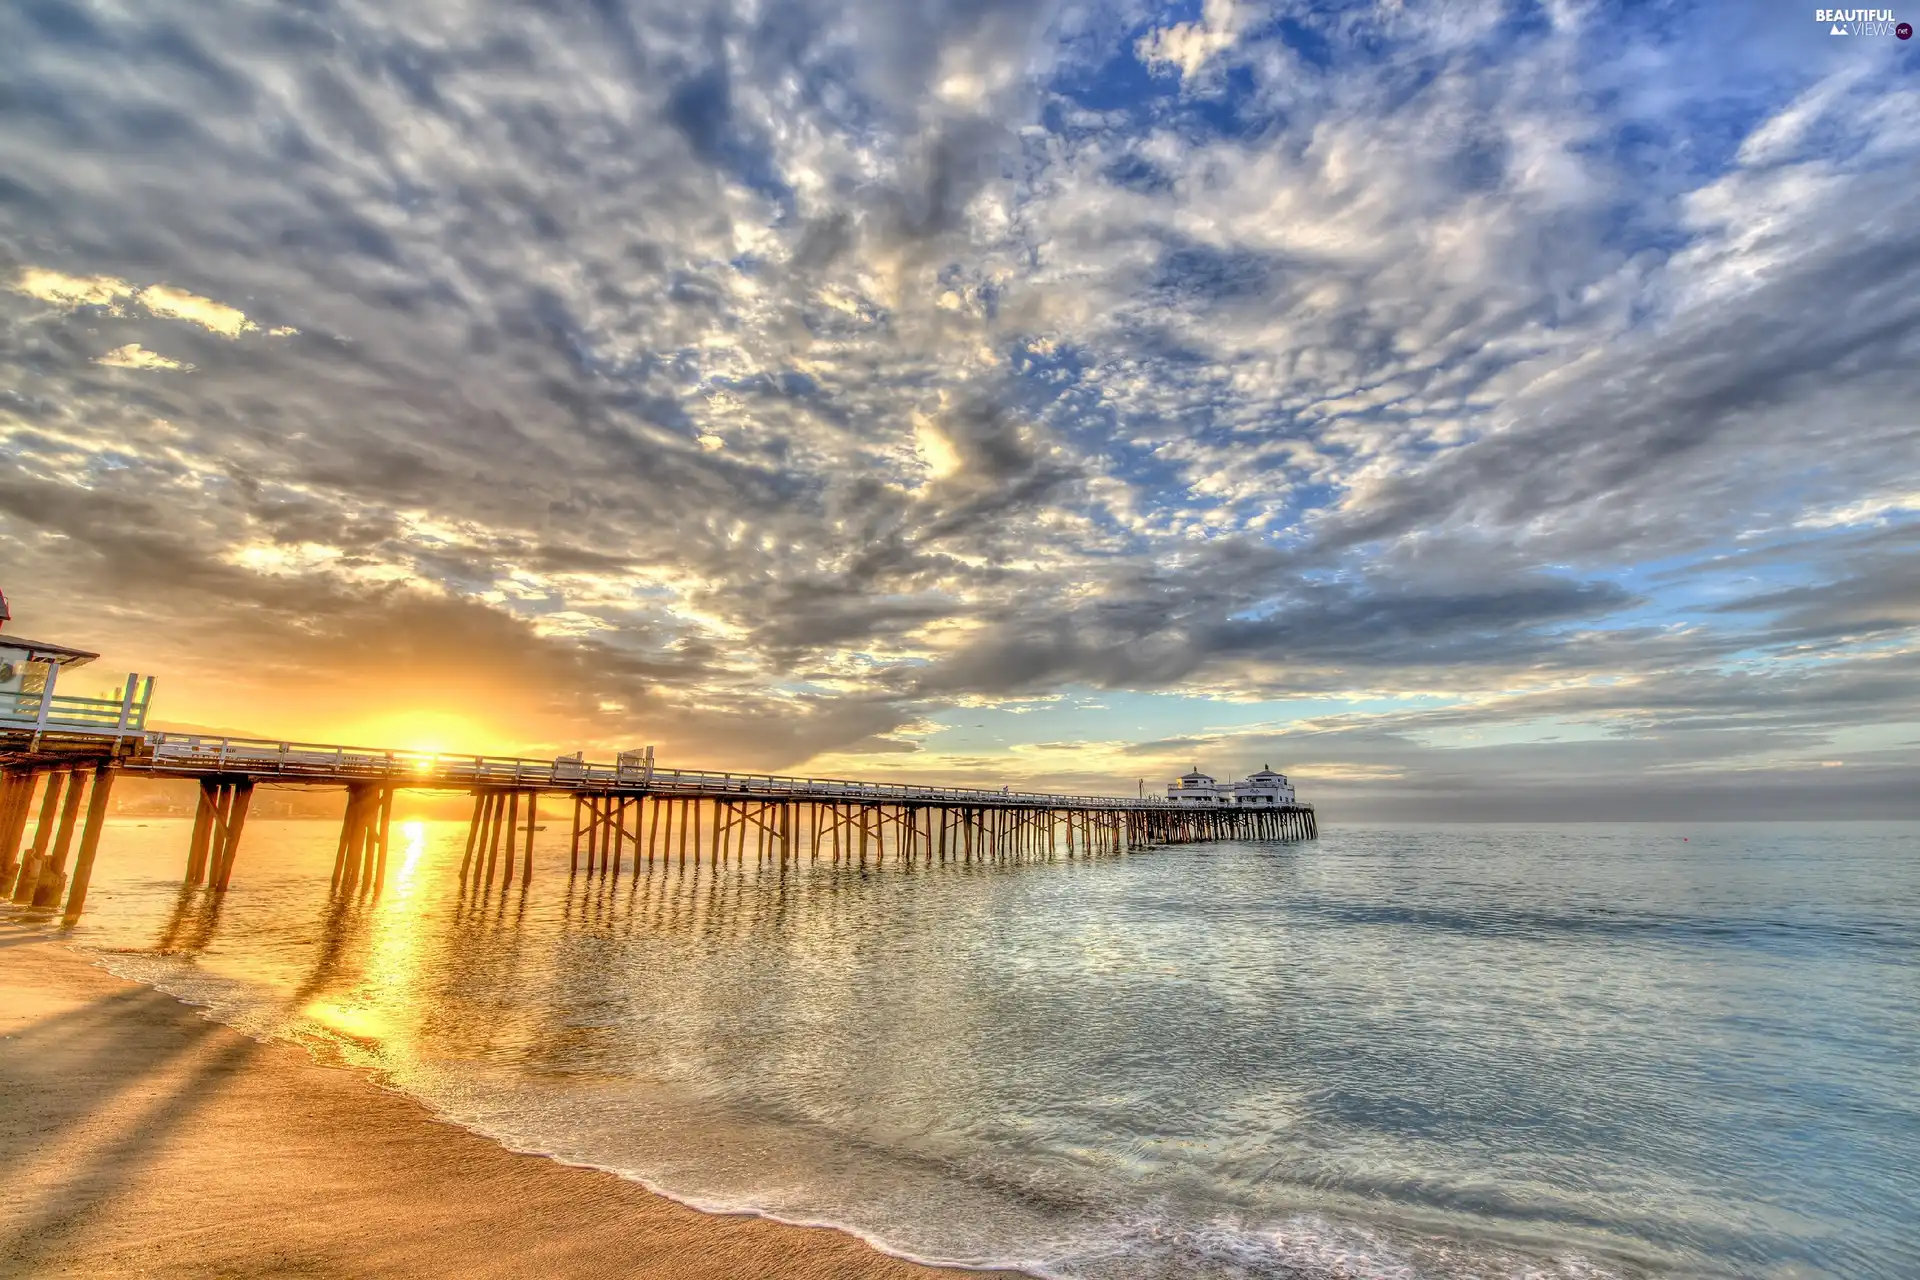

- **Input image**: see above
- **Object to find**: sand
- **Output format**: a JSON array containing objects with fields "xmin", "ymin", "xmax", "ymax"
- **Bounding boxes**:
[{"xmin": 0, "ymin": 934, "xmax": 1021, "ymax": 1280}]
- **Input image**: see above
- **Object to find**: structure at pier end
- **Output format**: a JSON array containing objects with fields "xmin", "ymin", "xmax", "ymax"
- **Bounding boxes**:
[
  {"xmin": 0, "ymin": 595, "xmax": 1316, "ymax": 919},
  {"xmin": 1168, "ymin": 766, "xmax": 1297, "ymax": 806},
  {"xmin": 1159, "ymin": 766, "xmax": 1316, "ymax": 843}
]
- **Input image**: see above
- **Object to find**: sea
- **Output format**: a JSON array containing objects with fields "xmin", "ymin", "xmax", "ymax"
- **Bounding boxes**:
[{"xmin": 7, "ymin": 818, "xmax": 1917, "ymax": 1279}]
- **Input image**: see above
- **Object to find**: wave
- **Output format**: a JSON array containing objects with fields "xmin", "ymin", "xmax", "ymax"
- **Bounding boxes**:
[{"xmin": 1282, "ymin": 899, "xmax": 1917, "ymax": 954}]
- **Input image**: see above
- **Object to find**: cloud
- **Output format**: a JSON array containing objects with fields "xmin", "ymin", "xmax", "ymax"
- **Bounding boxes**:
[
  {"xmin": 95, "ymin": 343, "xmax": 193, "ymax": 371},
  {"xmin": 136, "ymin": 283, "xmax": 257, "ymax": 338},
  {"xmin": 0, "ymin": 0, "xmax": 1914, "ymax": 814},
  {"xmin": 10, "ymin": 267, "xmax": 137, "ymax": 312},
  {"xmin": 9, "ymin": 266, "xmax": 277, "ymax": 337},
  {"xmin": 1137, "ymin": 0, "xmax": 1244, "ymax": 84}
]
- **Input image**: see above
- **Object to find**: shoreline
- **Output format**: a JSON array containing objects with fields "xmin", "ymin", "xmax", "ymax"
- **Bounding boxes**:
[{"xmin": 0, "ymin": 931, "xmax": 1026, "ymax": 1280}]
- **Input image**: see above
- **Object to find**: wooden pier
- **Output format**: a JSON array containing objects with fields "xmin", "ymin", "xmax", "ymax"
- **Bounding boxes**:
[
  {"xmin": 0, "ymin": 727, "xmax": 1316, "ymax": 919},
  {"xmin": 0, "ymin": 603, "xmax": 1319, "ymax": 919}
]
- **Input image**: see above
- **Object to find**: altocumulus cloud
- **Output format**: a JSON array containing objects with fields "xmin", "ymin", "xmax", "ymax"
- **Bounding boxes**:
[{"xmin": 1, "ymin": 0, "xmax": 1916, "ymax": 817}]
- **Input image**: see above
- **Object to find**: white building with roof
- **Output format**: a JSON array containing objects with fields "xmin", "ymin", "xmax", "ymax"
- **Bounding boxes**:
[
  {"xmin": 1232, "ymin": 766, "xmax": 1296, "ymax": 806},
  {"xmin": 1167, "ymin": 767, "xmax": 1227, "ymax": 805},
  {"xmin": 1166, "ymin": 765, "xmax": 1298, "ymax": 806},
  {"xmin": 0, "ymin": 588, "xmax": 151, "ymax": 735}
]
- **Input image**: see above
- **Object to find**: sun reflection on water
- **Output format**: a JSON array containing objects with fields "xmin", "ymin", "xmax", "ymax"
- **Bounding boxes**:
[{"xmin": 395, "ymin": 819, "xmax": 427, "ymax": 894}]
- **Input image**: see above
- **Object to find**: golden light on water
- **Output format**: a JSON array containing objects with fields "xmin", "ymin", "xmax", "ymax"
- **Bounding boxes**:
[
  {"xmin": 301, "ymin": 1000, "xmax": 387, "ymax": 1046},
  {"xmin": 298, "ymin": 819, "xmax": 439, "ymax": 1063},
  {"xmin": 395, "ymin": 820, "xmax": 427, "ymax": 893}
]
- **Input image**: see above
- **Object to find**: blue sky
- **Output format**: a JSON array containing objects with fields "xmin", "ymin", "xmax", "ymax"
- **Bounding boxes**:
[{"xmin": 2, "ymin": 0, "xmax": 1916, "ymax": 817}]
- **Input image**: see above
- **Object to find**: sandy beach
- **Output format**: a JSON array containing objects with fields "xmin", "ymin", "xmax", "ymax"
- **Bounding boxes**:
[{"xmin": 0, "ymin": 933, "xmax": 1017, "ymax": 1280}]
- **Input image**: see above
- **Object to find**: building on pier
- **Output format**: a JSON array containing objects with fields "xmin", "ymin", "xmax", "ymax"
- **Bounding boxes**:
[
  {"xmin": 1233, "ymin": 766, "xmax": 1296, "ymax": 806},
  {"xmin": 1, "ymin": 634, "xmax": 101, "ymax": 721},
  {"xmin": 1168, "ymin": 768, "xmax": 1227, "ymax": 804},
  {"xmin": 1166, "ymin": 765, "xmax": 1296, "ymax": 806},
  {"xmin": 0, "ymin": 593, "xmax": 152, "ymax": 739}
]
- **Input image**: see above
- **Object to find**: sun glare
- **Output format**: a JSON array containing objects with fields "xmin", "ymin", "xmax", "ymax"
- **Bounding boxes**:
[{"xmin": 341, "ymin": 710, "xmax": 496, "ymax": 756}]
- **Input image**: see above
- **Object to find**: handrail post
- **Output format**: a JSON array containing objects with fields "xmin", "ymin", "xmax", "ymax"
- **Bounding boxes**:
[
  {"xmin": 115, "ymin": 673, "xmax": 139, "ymax": 732},
  {"xmin": 34, "ymin": 661, "xmax": 58, "ymax": 729}
]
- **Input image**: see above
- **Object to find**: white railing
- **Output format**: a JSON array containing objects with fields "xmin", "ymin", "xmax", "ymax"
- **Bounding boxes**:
[
  {"xmin": 0, "ymin": 671, "xmax": 154, "ymax": 736},
  {"xmin": 127, "ymin": 731, "xmax": 1204, "ymax": 809}
]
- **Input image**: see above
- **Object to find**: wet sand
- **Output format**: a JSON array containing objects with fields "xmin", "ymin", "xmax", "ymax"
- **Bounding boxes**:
[{"xmin": 0, "ymin": 934, "xmax": 1019, "ymax": 1279}]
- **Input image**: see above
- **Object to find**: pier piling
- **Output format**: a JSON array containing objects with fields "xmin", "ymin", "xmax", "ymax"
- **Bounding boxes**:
[{"xmin": 62, "ymin": 764, "xmax": 117, "ymax": 918}]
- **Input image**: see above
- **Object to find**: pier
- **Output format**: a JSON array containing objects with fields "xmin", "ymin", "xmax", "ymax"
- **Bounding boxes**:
[{"xmin": 1, "ymin": 636, "xmax": 1315, "ymax": 920}]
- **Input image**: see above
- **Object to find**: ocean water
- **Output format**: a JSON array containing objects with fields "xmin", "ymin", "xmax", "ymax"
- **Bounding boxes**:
[{"xmin": 7, "ymin": 818, "xmax": 1918, "ymax": 1279}]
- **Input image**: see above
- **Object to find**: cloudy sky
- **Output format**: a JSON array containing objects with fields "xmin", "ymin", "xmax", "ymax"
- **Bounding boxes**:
[{"xmin": 3, "ymin": 0, "xmax": 1916, "ymax": 818}]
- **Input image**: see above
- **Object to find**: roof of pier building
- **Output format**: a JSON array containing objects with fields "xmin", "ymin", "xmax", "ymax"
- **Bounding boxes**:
[{"xmin": 0, "ymin": 636, "xmax": 98, "ymax": 667}]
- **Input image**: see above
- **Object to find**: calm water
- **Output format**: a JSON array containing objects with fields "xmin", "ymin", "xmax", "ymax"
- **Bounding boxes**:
[{"xmin": 7, "ymin": 819, "xmax": 1917, "ymax": 1279}]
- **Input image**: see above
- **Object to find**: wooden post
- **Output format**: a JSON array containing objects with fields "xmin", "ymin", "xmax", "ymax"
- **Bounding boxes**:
[
  {"xmin": 26, "ymin": 769, "xmax": 89, "ymax": 907},
  {"xmin": 28, "ymin": 771, "xmax": 63, "ymax": 869},
  {"xmin": 188, "ymin": 779, "xmax": 219, "ymax": 886},
  {"xmin": 482, "ymin": 791, "xmax": 503, "ymax": 887},
  {"xmin": 371, "ymin": 786, "xmax": 392, "ymax": 893},
  {"xmin": 11, "ymin": 771, "xmax": 65, "ymax": 900},
  {"xmin": 586, "ymin": 796, "xmax": 597, "ymax": 876},
  {"xmin": 336, "ymin": 785, "xmax": 366, "ymax": 894},
  {"xmin": 332, "ymin": 785, "xmax": 353, "ymax": 892},
  {"xmin": 0, "ymin": 771, "xmax": 25, "ymax": 893},
  {"xmin": 61, "ymin": 765, "xmax": 117, "ymax": 919},
  {"xmin": 505, "ymin": 792, "xmax": 520, "ymax": 883},
  {"xmin": 483, "ymin": 790, "xmax": 499, "ymax": 882},
  {"xmin": 604, "ymin": 796, "xmax": 620, "ymax": 876},
  {"xmin": 357, "ymin": 787, "xmax": 378, "ymax": 891},
  {"xmin": 522, "ymin": 791, "xmax": 537, "ymax": 887},
  {"xmin": 464, "ymin": 792, "xmax": 485, "ymax": 882},
  {"xmin": 212, "ymin": 781, "xmax": 254, "ymax": 891},
  {"xmin": 0, "ymin": 772, "xmax": 29, "ymax": 883},
  {"xmin": 592, "ymin": 795, "xmax": 605, "ymax": 874},
  {"xmin": 569, "ymin": 794, "xmax": 583, "ymax": 873}
]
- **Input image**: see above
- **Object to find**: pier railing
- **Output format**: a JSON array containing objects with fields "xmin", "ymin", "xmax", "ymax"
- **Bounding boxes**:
[
  {"xmin": 130, "ymin": 732, "xmax": 1179, "ymax": 809},
  {"xmin": 1, "ymin": 674, "xmax": 154, "ymax": 737}
]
